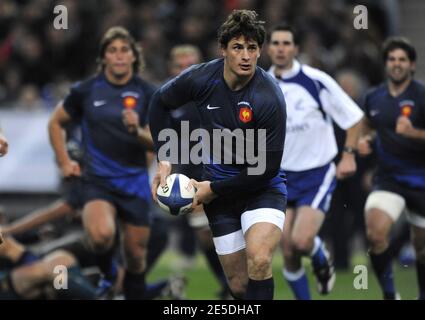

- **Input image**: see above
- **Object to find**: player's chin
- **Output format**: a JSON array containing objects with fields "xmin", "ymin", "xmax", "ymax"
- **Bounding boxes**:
[{"xmin": 237, "ymin": 68, "xmax": 254, "ymax": 77}]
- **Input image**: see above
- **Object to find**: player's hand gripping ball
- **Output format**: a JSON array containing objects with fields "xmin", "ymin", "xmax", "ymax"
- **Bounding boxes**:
[{"xmin": 156, "ymin": 174, "xmax": 195, "ymax": 216}]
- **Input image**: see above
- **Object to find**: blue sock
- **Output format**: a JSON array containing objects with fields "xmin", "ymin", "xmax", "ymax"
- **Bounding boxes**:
[
  {"xmin": 283, "ymin": 267, "xmax": 311, "ymax": 300},
  {"xmin": 244, "ymin": 278, "xmax": 274, "ymax": 300},
  {"xmin": 370, "ymin": 248, "xmax": 396, "ymax": 298},
  {"xmin": 144, "ymin": 279, "xmax": 169, "ymax": 300},
  {"xmin": 311, "ymin": 237, "xmax": 328, "ymax": 270}
]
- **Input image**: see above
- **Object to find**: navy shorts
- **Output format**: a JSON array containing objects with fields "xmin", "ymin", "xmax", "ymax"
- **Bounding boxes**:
[
  {"xmin": 204, "ymin": 187, "xmax": 286, "ymax": 238},
  {"xmin": 285, "ymin": 162, "xmax": 337, "ymax": 213},
  {"xmin": 82, "ymin": 180, "xmax": 152, "ymax": 226},
  {"xmin": 374, "ymin": 170, "xmax": 425, "ymax": 217},
  {"xmin": 63, "ymin": 177, "xmax": 85, "ymax": 210}
]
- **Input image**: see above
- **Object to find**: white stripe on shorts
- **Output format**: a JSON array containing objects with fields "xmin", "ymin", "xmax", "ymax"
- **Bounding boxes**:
[
  {"xmin": 213, "ymin": 230, "xmax": 246, "ymax": 255},
  {"xmin": 311, "ymin": 162, "xmax": 336, "ymax": 209},
  {"xmin": 241, "ymin": 208, "xmax": 285, "ymax": 234}
]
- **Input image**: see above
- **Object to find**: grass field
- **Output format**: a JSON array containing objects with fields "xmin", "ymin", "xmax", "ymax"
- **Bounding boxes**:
[{"xmin": 147, "ymin": 249, "xmax": 419, "ymax": 300}]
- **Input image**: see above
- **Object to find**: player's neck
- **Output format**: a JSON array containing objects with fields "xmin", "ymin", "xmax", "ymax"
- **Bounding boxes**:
[
  {"xmin": 274, "ymin": 62, "xmax": 293, "ymax": 78},
  {"xmin": 223, "ymin": 68, "xmax": 254, "ymax": 91},
  {"xmin": 104, "ymin": 69, "xmax": 133, "ymax": 86},
  {"xmin": 388, "ymin": 77, "xmax": 412, "ymax": 97}
]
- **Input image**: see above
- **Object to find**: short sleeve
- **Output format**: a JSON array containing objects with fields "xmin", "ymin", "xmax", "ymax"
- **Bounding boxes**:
[{"xmin": 63, "ymin": 82, "xmax": 84, "ymax": 120}]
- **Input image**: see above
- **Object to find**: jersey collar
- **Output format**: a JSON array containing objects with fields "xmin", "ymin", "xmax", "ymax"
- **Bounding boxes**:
[{"xmin": 268, "ymin": 60, "xmax": 301, "ymax": 80}]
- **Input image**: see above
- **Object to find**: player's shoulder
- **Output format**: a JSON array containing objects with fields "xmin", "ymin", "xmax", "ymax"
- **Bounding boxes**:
[
  {"xmin": 365, "ymin": 83, "xmax": 387, "ymax": 100},
  {"xmin": 132, "ymin": 75, "xmax": 157, "ymax": 93},
  {"xmin": 253, "ymin": 67, "xmax": 285, "ymax": 107},
  {"xmin": 69, "ymin": 74, "xmax": 100, "ymax": 95},
  {"xmin": 186, "ymin": 58, "xmax": 223, "ymax": 82},
  {"xmin": 301, "ymin": 64, "xmax": 335, "ymax": 85},
  {"xmin": 411, "ymin": 79, "xmax": 425, "ymax": 96}
]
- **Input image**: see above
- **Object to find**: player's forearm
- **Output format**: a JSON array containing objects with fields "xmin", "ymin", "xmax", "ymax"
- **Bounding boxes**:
[
  {"xmin": 344, "ymin": 119, "xmax": 362, "ymax": 150},
  {"xmin": 360, "ymin": 117, "xmax": 375, "ymax": 139},
  {"xmin": 4, "ymin": 201, "xmax": 72, "ymax": 236},
  {"xmin": 405, "ymin": 127, "xmax": 425, "ymax": 140},
  {"xmin": 48, "ymin": 119, "xmax": 71, "ymax": 166},
  {"xmin": 136, "ymin": 126, "xmax": 155, "ymax": 151},
  {"xmin": 210, "ymin": 150, "xmax": 282, "ymax": 196}
]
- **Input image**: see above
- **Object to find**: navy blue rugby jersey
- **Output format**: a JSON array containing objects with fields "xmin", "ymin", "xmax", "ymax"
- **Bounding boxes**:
[
  {"xmin": 63, "ymin": 73, "xmax": 156, "ymax": 198},
  {"xmin": 154, "ymin": 58, "xmax": 287, "ymax": 193},
  {"xmin": 364, "ymin": 80, "xmax": 425, "ymax": 189}
]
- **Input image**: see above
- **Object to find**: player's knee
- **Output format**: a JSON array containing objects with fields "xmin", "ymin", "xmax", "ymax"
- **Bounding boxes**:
[
  {"xmin": 366, "ymin": 227, "xmax": 388, "ymax": 250},
  {"xmin": 227, "ymin": 275, "xmax": 247, "ymax": 299},
  {"xmin": 87, "ymin": 226, "xmax": 115, "ymax": 252},
  {"xmin": 291, "ymin": 235, "xmax": 314, "ymax": 254},
  {"xmin": 247, "ymin": 253, "xmax": 272, "ymax": 278}
]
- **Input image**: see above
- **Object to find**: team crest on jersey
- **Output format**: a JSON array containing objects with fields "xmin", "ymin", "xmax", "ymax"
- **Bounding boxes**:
[
  {"xmin": 239, "ymin": 107, "xmax": 253, "ymax": 123},
  {"xmin": 399, "ymin": 100, "xmax": 414, "ymax": 117},
  {"xmin": 123, "ymin": 96, "xmax": 137, "ymax": 109}
]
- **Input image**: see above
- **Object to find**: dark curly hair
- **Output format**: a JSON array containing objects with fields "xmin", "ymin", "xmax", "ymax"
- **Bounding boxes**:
[
  {"xmin": 218, "ymin": 10, "xmax": 266, "ymax": 48},
  {"xmin": 382, "ymin": 37, "xmax": 416, "ymax": 63}
]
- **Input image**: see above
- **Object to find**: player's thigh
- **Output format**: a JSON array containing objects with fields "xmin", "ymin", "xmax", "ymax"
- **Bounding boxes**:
[
  {"xmin": 82, "ymin": 199, "xmax": 117, "ymax": 239},
  {"xmin": 281, "ymin": 208, "xmax": 295, "ymax": 252},
  {"xmin": 364, "ymin": 191, "xmax": 404, "ymax": 237},
  {"xmin": 291, "ymin": 206, "xmax": 325, "ymax": 245}
]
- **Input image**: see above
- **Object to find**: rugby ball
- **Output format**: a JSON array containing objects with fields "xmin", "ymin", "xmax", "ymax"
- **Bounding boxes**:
[{"xmin": 156, "ymin": 174, "xmax": 195, "ymax": 216}]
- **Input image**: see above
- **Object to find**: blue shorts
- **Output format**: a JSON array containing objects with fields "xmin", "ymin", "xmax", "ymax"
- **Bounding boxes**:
[
  {"xmin": 285, "ymin": 162, "xmax": 337, "ymax": 213},
  {"xmin": 204, "ymin": 187, "xmax": 286, "ymax": 237},
  {"xmin": 82, "ymin": 180, "xmax": 152, "ymax": 226}
]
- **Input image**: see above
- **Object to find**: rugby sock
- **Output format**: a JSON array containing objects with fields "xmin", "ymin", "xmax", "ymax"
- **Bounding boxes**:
[
  {"xmin": 57, "ymin": 266, "xmax": 97, "ymax": 299},
  {"xmin": 415, "ymin": 260, "xmax": 425, "ymax": 300},
  {"xmin": 144, "ymin": 279, "xmax": 169, "ymax": 300},
  {"xmin": 311, "ymin": 237, "xmax": 328, "ymax": 270},
  {"xmin": 245, "ymin": 277, "xmax": 274, "ymax": 300},
  {"xmin": 370, "ymin": 248, "xmax": 396, "ymax": 298},
  {"xmin": 123, "ymin": 271, "xmax": 146, "ymax": 300},
  {"xmin": 283, "ymin": 267, "xmax": 311, "ymax": 300},
  {"xmin": 0, "ymin": 273, "xmax": 21, "ymax": 299},
  {"xmin": 95, "ymin": 248, "xmax": 116, "ymax": 281}
]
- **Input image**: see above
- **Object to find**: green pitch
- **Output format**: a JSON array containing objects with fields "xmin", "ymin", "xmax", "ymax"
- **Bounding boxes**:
[{"xmin": 147, "ymin": 249, "xmax": 419, "ymax": 300}]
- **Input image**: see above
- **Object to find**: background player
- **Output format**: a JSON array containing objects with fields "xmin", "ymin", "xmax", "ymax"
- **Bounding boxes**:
[
  {"xmin": 48, "ymin": 26, "xmax": 155, "ymax": 299},
  {"xmin": 358, "ymin": 37, "xmax": 425, "ymax": 300},
  {"xmin": 267, "ymin": 24, "xmax": 363, "ymax": 299}
]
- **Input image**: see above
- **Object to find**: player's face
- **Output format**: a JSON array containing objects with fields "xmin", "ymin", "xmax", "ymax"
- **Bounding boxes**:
[
  {"xmin": 103, "ymin": 38, "xmax": 136, "ymax": 79},
  {"xmin": 386, "ymin": 48, "xmax": 415, "ymax": 85},
  {"xmin": 170, "ymin": 53, "xmax": 200, "ymax": 77},
  {"xmin": 222, "ymin": 36, "xmax": 260, "ymax": 78},
  {"xmin": 267, "ymin": 31, "xmax": 298, "ymax": 69}
]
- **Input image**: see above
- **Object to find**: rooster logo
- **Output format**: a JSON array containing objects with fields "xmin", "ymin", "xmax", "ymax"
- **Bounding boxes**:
[
  {"xmin": 123, "ymin": 96, "xmax": 137, "ymax": 109},
  {"xmin": 239, "ymin": 107, "xmax": 253, "ymax": 123},
  {"xmin": 400, "ymin": 105, "xmax": 412, "ymax": 117}
]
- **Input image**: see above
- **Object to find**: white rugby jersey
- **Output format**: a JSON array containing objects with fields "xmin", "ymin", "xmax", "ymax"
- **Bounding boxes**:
[{"xmin": 268, "ymin": 60, "xmax": 363, "ymax": 171}]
